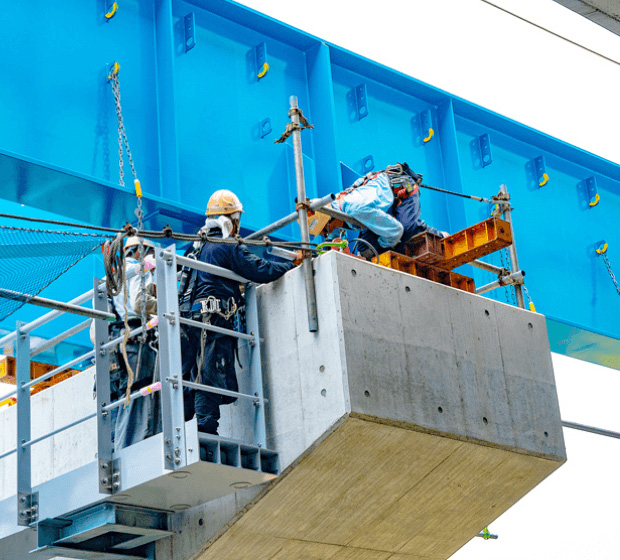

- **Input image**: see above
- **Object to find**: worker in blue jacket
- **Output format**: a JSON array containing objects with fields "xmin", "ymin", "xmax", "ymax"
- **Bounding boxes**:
[
  {"xmin": 336, "ymin": 163, "xmax": 446, "ymax": 258},
  {"xmin": 179, "ymin": 189, "xmax": 300, "ymax": 435}
]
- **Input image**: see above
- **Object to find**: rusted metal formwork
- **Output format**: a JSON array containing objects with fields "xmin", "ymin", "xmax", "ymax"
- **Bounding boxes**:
[
  {"xmin": 442, "ymin": 218, "xmax": 512, "ymax": 270},
  {"xmin": 373, "ymin": 251, "xmax": 476, "ymax": 293}
]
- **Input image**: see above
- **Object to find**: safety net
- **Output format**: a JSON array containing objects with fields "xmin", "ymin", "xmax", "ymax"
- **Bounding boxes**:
[{"xmin": 0, "ymin": 226, "xmax": 111, "ymax": 322}]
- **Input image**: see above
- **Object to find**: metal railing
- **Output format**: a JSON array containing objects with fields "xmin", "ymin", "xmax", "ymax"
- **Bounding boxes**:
[
  {"xmin": 0, "ymin": 195, "xmax": 335, "ymax": 527},
  {"xmin": 0, "ymin": 249, "xmax": 269, "ymax": 524}
]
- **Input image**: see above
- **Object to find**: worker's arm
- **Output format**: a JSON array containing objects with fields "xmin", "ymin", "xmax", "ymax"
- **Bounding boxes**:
[
  {"xmin": 129, "ymin": 271, "xmax": 157, "ymax": 316},
  {"xmin": 228, "ymin": 245, "xmax": 296, "ymax": 284}
]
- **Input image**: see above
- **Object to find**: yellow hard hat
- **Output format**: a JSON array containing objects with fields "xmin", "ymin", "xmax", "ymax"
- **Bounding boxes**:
[
  {"xmin": 124, "ymin": 236, "xmax": 155, "ymax": 252},
  {"xmin": 206, "ymin": 189, "xmax": 244, "ymax": 216}
]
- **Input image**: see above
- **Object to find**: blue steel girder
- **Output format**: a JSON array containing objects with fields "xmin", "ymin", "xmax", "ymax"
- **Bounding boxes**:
[{"xmin": 0, "ymin": 0, "xmax": 619, "ymax": 369}]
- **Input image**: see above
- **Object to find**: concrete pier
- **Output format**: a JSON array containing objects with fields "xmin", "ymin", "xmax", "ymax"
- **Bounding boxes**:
[
  {"xmin": 166, "ymin": 251, "xmax": 566, "ymax": 560},
  {"xmin": 0, "ymin": 251, "xmax": 566, "ymax": 560}
]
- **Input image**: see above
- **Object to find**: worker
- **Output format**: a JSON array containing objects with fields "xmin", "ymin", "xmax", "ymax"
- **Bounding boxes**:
[
  {"xmin": 108, "ymin": 236, "xmax": 160, "ymax": 451},
  {"xmin": 334, "ymin": 163, "xmax": 446, "ymax": 258},
  {"xmin": 179, "ymin": 189, "xmax": 301, "ymax": 435}
]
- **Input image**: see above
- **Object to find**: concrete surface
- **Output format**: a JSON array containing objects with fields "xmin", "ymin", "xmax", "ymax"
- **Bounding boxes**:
[
  {"xmin": 170, "ymin": 251, "xmax": 565, "ymax": 560},
  {"xmin": 0, "ymin": 251, "xmax": 566, "ymax": 560}
]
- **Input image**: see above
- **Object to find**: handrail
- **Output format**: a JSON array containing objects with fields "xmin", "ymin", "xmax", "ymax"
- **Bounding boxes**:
[
  {"xmin": 176, "ymin": 315, "xmax": 257, "ymax": 342},
  {"xmin": 22, "ymin": 350, "xmax": 95, "ymax": 390},
  {"xmin": 3, "ymin": 207, "xmax": 314, "ymax": 489},
  {"xmin": 180, "ymin": 379, "xmax": 265, "ymax": 405},
  {"xmin": 175, "ymin": 254, "xmax": 249, "ymax": 283},
  {"xmin": 30, "ymin": 319, "xmax": 91, "ymax": 358},
  {"xmin": 0, "ymin": 290, "xmax": 94, "ymax": 347},
  {"xmin": 0, "ymin": 288, "xmax": 114, "ymax": 322},
  {"xmin": 102, "ymin": 381, "xmax": 162, "ymax": 412},
  {"xmin": 22, "ymin": 412, "xmax": 97, "ymax": 449},
  {"xmin": 0, "ymin": 260, "xmax": 147, "ymax": 348}
]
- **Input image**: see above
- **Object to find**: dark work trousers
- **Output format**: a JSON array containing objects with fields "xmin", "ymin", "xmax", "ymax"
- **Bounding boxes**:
[
  {"xmin": 180, "ymin": 313, "xmax": 238, "ymax": 435},
  {"xmin": 110, "ymin": 324, "xmax": 161, "ymax": 451},
  {"xmin": 356, "ymin": 194, "xmax": 440, "ymax": 257}
]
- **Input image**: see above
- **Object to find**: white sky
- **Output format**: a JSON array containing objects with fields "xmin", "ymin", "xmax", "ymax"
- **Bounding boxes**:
[{"xmin": 232, "ymin": 1, "xmax": 620, "ymax": 559}]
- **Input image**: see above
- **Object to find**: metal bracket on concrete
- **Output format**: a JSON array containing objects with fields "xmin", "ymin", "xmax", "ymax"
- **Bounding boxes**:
[
  {"xmin": 98, "ymin": 458, "xmax": 121, "ymax": 495},
  {"xmin": 17, "ymin": 491, "xmax": 38, "ymax": 525}
]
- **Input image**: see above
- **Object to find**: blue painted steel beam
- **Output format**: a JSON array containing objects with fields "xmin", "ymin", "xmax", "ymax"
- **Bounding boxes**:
[{"xmin": 0, "ymin": 0, "xmax": 618, "ymax": 369}]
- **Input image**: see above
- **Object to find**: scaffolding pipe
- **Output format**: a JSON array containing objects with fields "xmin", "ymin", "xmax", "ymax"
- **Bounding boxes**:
[
  {"xmin": 499, "ymin": 184, "xmax": 525, "ymax": 308},
  {"xmin": 475, "ymin": 271, "xmax": 525, "ymax": 295},
  {"xmin": 470, "ymin": 260, "xmax": 505, "ymax": 275},
  {"xmin": 289, "ymin": 95, "xmax": 318, "ymax": 332},
  {"xmin": 245, "ymin": 193, "xmax": 335, "ymax": 241},
  {"xmin": 318, "ymin": 205, "xmax": 366, "ymax": 230},
  {"xmin": 0, "ymin": 288, "xmax": 114, "ymax": 322},
  {"xmin": 266, "ymin": 246, "xmax": 298, "ymax": 261},
  {"xmin": 562, "ymin": 420, "xmax": 620, "ymax": 440},
  {"xmin": 0, "ymin": 290, "xmax": 95, "ymax": 348}
]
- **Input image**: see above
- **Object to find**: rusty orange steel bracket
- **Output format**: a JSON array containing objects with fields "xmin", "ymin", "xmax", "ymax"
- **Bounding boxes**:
[
  {"xmin": 440, "ymin": 217, "xmax": 512, "ymax": 270},
  {"xmin": 372, "ymin": 251, "xmax": 475, "ymax": 294}
]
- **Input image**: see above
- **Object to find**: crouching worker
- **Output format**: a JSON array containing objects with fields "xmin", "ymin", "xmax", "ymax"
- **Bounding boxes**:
[
  {"xmin": 333, "ymin": 163, "xmax": 446, "ymax": 258},
  {"xmin": 179, "ymin": 189, "xmax": 300, "ymax": 435},
  {"xmin": 111, "ymin": 236, "xmax": 161, "ymax": 451}
]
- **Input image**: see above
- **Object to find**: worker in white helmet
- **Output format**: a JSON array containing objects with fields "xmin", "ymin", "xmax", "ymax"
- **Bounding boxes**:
[
  {"xmin": 108, "ymin": 236, "xmax": 160, "ymax": 450},
  {"xmin": 178, "ymin": 189, "xmax": 301, "ymax": 435}
]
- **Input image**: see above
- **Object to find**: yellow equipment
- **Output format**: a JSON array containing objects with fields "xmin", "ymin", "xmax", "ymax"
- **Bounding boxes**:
[{"xmin": 206, "ymin": 189, "xmax": 244, "ymax": 216}]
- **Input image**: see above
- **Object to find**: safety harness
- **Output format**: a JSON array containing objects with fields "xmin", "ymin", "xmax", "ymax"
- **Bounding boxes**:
[
  {"xmin": 336, "ymin": 162, "xmax": 423, "ymax": 210},
  {"xmin": 177, "ymin": 237, "xmax": 242, "ymax": 381}
]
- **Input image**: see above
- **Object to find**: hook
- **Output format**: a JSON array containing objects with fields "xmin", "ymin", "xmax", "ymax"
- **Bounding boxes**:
[
  {"xmin": 538, "ymin": 172, "xmax": 549, "ymax": 187},
  {"xmin": 105, "ymin": 2, "xmax": 119, "ymax": 20},
  {"xmin": 257, "ymin": 62, "xmax": 269, "ymax": 79}
]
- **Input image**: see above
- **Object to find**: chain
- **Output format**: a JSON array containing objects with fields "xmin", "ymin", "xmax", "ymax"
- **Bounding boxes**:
[
  {"xmin": 109, "ymin": 70, "xmax": 139, "ymax": 188},
  {"xmin": 600, "ymin": 252, "xmax": 620, "ymax": 296},
  {"xmin": 0, "ymin": 225, "xmax": 112, "ymax": 238},
  {"xmin": 499, "ymin": 248, "xmax": 516, "ymax": 304},
  {"xmin": 109, "ymin": 66, "xmax": 147, "ymax": 342}
]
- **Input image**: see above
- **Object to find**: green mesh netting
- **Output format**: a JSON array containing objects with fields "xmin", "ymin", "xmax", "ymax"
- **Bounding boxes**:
[{"xmin": 0, "ymin": 226, "xmax": 111, "ymax": 321}]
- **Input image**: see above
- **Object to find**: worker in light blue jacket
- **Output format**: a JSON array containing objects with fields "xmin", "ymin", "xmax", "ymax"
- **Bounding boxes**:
[{"xmin": 334, "ymin": 163, "xmax": 445, "ymax": 257}]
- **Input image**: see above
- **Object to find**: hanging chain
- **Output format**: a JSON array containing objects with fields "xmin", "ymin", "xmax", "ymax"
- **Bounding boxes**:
[
  {"xmin": 600, "ymin": 251, "xmax": 620, "ymax": 296},
  {"xmin": 522, "ymin": 284, "xmax": 536, "ymax": 312},
  {"xmin": 499, "ymin": 248, "xmax": 516, "ymax": 305},
  {"xmin": 109, "ymin": 65, "xmax": 147, "ymax": 344}
]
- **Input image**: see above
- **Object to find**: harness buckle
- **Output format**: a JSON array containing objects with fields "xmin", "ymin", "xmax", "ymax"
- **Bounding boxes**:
[{"xmin": 200, "ymin": 296, "xmax": 221, "ymax": 315}]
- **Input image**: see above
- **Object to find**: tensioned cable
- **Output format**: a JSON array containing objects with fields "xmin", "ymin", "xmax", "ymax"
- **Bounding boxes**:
[
  {"xmin": 481, "ymin": 0, "xmax": 620, "ymax": 67},
  {"xmin": 0, "ymin": 214, "xmax": 319, "ymax": 251}
]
